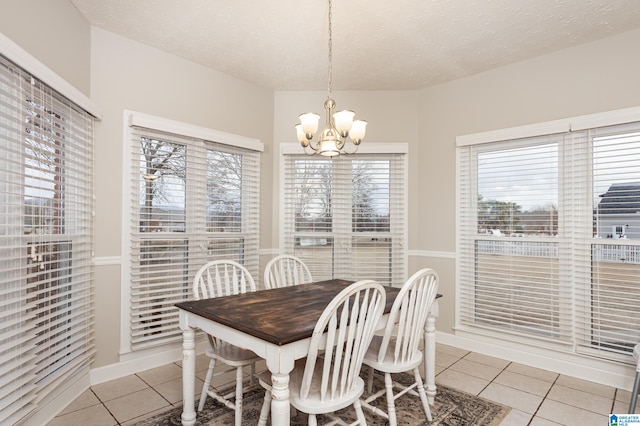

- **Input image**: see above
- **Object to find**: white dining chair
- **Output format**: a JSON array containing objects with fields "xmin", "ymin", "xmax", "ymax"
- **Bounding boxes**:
[
  {"xmin": 360, "ymin": 268, "xmax": 439, "ymax": 425},
  {"xmin": 193, "ymin": 260, "xmax": 261, "ymax": 426},
  {"xmin": 629, "ymin": 343, "xmax": 640, "ymax": 413},
  {"xmin": 263, "ymin": 254, "xmax": 313, "ymax": 289},
  {"xmin": 257, "ymin": 280, "xmax": 386, "ymax": 426}
]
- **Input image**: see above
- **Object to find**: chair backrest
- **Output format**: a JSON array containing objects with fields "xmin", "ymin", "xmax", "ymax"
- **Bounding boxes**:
[
  {"xmin": 263, "ymin": 255, "xmax": 313, "ymax": 289},
  {"xmin": 193, "ymin": 260, "xmax": 257, "ymax": 301},
  {"xmin": 376, "ymin": 268, "xmax": 439, "ymax": 365},
  {"xmin": 300, "ymin": 280, "xmax": 386, "ymax": 402}
]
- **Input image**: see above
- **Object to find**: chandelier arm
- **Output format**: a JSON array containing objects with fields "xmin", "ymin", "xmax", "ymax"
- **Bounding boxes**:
[
  {"xmin": 304, "ymin": 143, "xmax": 320, "ymax": 156},
  {"xmin": 338, "ymin": 139, "xmax": 360, "ymax": 155}
]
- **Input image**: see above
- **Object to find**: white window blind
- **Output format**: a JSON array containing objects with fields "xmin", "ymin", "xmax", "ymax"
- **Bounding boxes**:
[
  {"xmin": 282, "ymin": 153, "xmax": 406, "ymax": 286},
  {"xmin": 577, "ymin": 122, "xmax": 640, "ymax": 358},
  {"xmin": 457, "ymin": 114, "xmax": 640, "ymax": 363},
  {"xmin": 126, "ymin": 122, "xmax": 260, "ymax": 350},
  {"xmin": 0, "ymin": 54, "xmax": 94, "ymax": 423}
]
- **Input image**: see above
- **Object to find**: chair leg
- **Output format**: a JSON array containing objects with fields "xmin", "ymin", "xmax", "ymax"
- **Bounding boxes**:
[
  {"xmin": 353, "ymin": 399, "xmax": 367, "ymax": 425},
  {"xmin": 308, "ymin": 413, "xmax": 318, "ymax": 426},
  {"xmin": 384, "ymin": 372, "xmax": 397, "ymax": 426},
  {"xmin": 198, "ymin": 358, "xmax": 216, "ymax": 412},
  {"xmin": 234, "ymin": 366, "xmax": 243, "ymax": 426},
  {"xmin": 413, "ymin": 367, "xmax": 432, "ymax": 421},
  {"xmin": 629, "ymin": 371, "xmax": 640, "ymax": 413},
  {"xmin": 258, "ymin": 388, "xmax": 271, "ymax": 426},
  {"xmin": 367, "ymin": 365, "xmax": 374, "ymax": 393}
]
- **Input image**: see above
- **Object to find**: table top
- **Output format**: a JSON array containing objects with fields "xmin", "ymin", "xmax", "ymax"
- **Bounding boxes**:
[{"xmin": 175, "ymin": 279, "xmax": 401, "ymax": 346}]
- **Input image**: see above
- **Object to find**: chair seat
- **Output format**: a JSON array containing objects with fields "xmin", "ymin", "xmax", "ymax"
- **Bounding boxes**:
[
  {"xmin": 258, "ymin": 359, "xmax": 365, "ymax": 415},
  {"xmin": 363, "ymin": 336, "xmax": 423, "ymax": 373},
  {"xmin": 206, "ymin": 341, "xmax": 261, "ymax": 366}
]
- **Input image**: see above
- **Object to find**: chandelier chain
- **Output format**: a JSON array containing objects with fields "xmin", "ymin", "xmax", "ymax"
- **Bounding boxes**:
[{"xmin": 327, "ymin": 0, "xmax": 333, "ymax": 99}]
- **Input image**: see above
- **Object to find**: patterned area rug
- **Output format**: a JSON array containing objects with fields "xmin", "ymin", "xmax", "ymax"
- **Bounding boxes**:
[{"xmin": 134, "ymin": 372, "xmax": 510, "ymax": 425}]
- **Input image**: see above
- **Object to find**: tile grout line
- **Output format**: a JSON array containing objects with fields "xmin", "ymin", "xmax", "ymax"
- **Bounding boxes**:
[
  {"xmin": 525, "ymin": 373, "xmax": 560, "ymax": 426},
  {"xmin": 88, "ymin": 388, "xmax": 121, "ymax": 426}
]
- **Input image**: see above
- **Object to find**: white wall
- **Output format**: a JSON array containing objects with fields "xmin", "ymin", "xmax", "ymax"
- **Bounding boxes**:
[
  {"xmin": 0, "ymin": 0, "xmax": 91, "ymax": 93},
  {"xmin": 89, "ymin": 27, "xmax": 275, "ymax": 368}
]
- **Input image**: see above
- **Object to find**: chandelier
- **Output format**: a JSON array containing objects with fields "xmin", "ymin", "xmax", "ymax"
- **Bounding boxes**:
[{"xmin": 295, "ymin": 0, "xmax": 367, "ymax": 157}]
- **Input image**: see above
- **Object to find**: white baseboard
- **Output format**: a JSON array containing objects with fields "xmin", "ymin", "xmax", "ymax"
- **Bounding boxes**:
[
  {"xmin": 90, "ymin": 340, "xmax": 206, "ymax": 386},
  {"xmin": 436, "ymin": 331, "xmax": 637, "ymax": 391}
]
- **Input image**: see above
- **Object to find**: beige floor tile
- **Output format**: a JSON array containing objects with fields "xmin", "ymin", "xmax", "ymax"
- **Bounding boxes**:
[
  {"xmin": 505, "ymin": 362, "xmax": 559, "ymax": 383},
  {"xmin": 555, "ymin": 374, "xmax": 616, "ymax": 398},
  {"xmin": 463, "ymin": 352, "xmax": 511, "ymax": 369},
  {"xmin": 547, "ymin": 384, "xmax": 613, "ymax": 414},
  {"xmin": 529, "ymin": 416, "xmax": 563, "ymax": 425},
  {"xmin": 612, "ymin": 398, "xmax": 633, "ymax": 414},
  {"xmin": 494, "ymin": 370, "xmax": 553, "ymax": 397},
  {"xmin": 434, "ymin": 352, "xmax": 461, "ymax": 369},
  {"xmin": 617, "ymin": 388, "xmax": 632, "ymax": 405},
  {"xmin": 435, "ymin": 368, "xmax": 489, "ymax": 395},
  {"xmin": 449, "ymin": 358, "xmax": 503, "ymax": 381},
  {"xmin": 59, "ymin": 389, "xmax": 101, "ymax": 415},
  {"xmin": 436, "ymin": 344, "xmax": 469, "ymax": 358},
  {"xmin": 499, "ymin": 409, "xmax": 534, "ymax": 426},
  {"xmin": 137, "ymin": 362, "xmax": 184, "ymax": 386},
  {"xmin": 103, "ymin": 387, "xmax": 170, "ymax": 423},
  {"xmin": 535, "ymin": 399, "xmax": 609, "ymax": 426},
  {"xmin": 154, "ymin": 376, "xmax": 205, "ymax": 404},
  {"xmin": 46, "ymin": 403, "xmax": 117, "ymax": 426},
  {"xmin": 479, "ymin": 382, "xmax": 543, "ymax": 414},
  {"xmin": 92, "ymin": 374, "xmax": 149, "ymax": 402}
]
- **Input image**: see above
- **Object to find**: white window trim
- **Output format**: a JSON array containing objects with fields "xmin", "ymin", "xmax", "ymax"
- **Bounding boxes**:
[
  {"xmin": 456, "ymin": 105, "xmax": 640, "ymax": 147},
  {"xmin": 119, "ymin": 110, "xmax": 263, "ymax": 358},
  {"xmin": 0, "ymin": 32, "xmax": 101, "ymax": 119},
  {"xmin": 281, "ymin": 142, "xmax": 408, "ymax": 155}
]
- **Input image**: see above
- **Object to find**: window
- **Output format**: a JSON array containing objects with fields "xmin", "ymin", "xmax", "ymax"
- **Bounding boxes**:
[
  {"xmin": 282, "ymin": 147, "xmax": 407, "ymax": 286},
  {"xmin": 457, "ymin": 109, "xmax": 640, "ymax": 364},
  {"xmin": 0, "ymin": 54, "xmax": 95, "ymax": 423},
  {"xmin": 124, "ymin": 112, "xmax": 262, "ymax": 352}
]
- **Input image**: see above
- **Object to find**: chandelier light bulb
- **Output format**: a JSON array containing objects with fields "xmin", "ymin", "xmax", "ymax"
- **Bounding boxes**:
[
  {"xmin": 349, "ymin": 120, "xmax": 367, "ymax": 144},
  {"xmin": 298, "ymin": 113, "xmax": 320, "ymax": 138},
  {"xmin": 333, "ymin": 110, "xmax": 355, "ymax": 137}
]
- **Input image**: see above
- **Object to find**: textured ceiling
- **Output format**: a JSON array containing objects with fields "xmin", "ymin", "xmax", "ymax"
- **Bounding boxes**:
[{"xmin": 69, "ymin": 0, "xmax": 640, "ymax": 91}]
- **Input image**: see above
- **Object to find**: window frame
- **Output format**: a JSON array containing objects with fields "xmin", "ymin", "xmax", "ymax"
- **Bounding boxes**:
[
  {"xmin": 456, "ymin": 105, "xmax": 640, "ymax": 365},
  {"xmin": 279, "ymin": 143, "xmax": 408, "ymax": 287},
  {"xmin": 0, "ymin": 34, "xmax": 99, "ymax": 423},
  {"xmin": 120, "ymin": 111, "xmax": 263, "ymax": 356}
]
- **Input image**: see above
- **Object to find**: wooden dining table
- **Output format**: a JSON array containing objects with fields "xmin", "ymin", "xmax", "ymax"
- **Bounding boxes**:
[{"xmin": 175, "ymin": 279, "xmax": 440, "ymax": 426}]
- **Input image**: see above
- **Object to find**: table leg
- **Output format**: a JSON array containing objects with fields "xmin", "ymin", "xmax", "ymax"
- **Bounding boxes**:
[
  {"xmin": 181, "ymin": 328, "xmax": 197, "ymax": 426},
  {"xmin": 270, "ymin": 373, "xmax": 291, "ymax": 425},
  {"xmin": 424, "ymin": 313, "xmax": 437, "ymax": 405}
]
